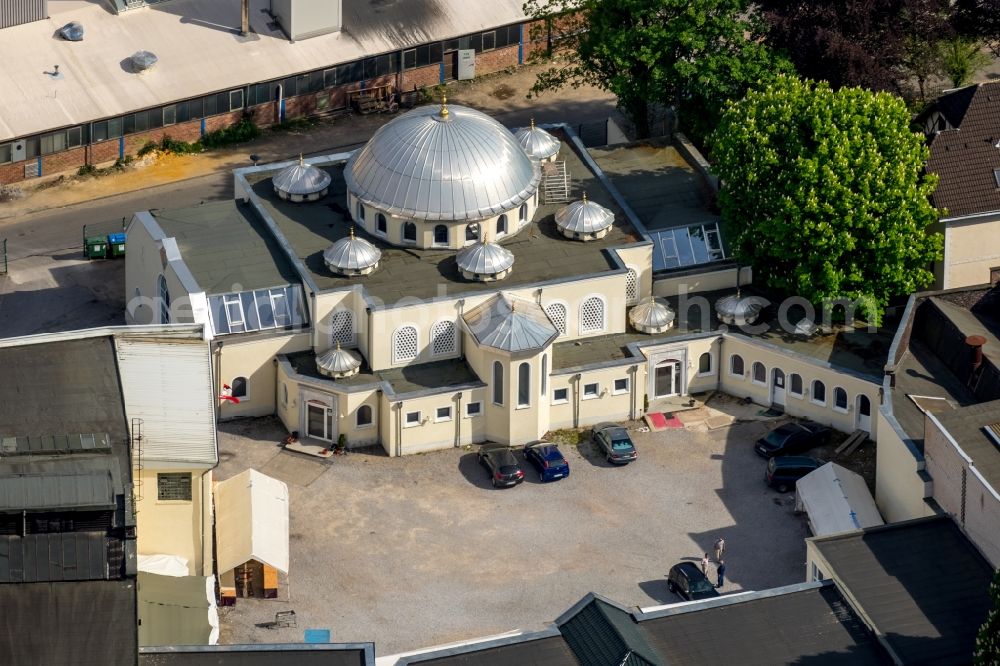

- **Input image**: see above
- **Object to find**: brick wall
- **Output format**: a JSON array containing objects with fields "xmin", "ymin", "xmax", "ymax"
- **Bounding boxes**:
[
  {"xmin": 124, "ymin": 121, "xmax": 202, "ymax": 155},
  {"xmin": 474, "ymin": 45, "xmax": 519, "ymax": 76},
  {"xmin": 91, "ymin": 139, "xmax": 121, "ymax": 166},
  {"xmin": 401, "ymin": 64, "xmax": 441, "ymax": 91},
  {"xmin": 41, "ymin": 146, "xmax": 87, "ymax": 176},
  {"xmin": 205, "ymin": 110, "xmax": 245, "ymax": 134}
]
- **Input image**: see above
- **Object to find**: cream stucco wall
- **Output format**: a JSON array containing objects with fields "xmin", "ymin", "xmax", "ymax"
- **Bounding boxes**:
[
  {"xmin": 924, "ymin": 414, "xmax": 1000, "ymax": 566},
  {"xmin": 549, "ymin": 364, "xmax": 642, "ymax": 431},
  {"xmin": 874, "ymin": 408, "xmax": 935, "ymax": 523},
  {"xmin": 720, "ymin": 336, "xmax": 880, "ymax": 436},
  {"xmin": 941, "ymin": 216, "xmax": 1000, "ymax": 289},
  {"xmin": 654, "ymin": 265, "xmax": 753, "ymax": 299},
  {"xmin": 218, "ymin": 332, "xmax": 311, "ymax": 419},
  {"xmin": 382, "ymin": 387, "xmax": 488, "ymax": 456},
  {"xmin": 125, "ymin": 215, "xmax": 202, "ymax": 327},
  {"xmin": 135, "ymin": 467, "xmax": 213, "ymax": 576}
]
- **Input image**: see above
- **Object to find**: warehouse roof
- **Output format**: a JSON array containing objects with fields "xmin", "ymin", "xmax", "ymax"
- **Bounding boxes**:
[
  {"xmin": 0, "ymin": 0, "xmax": 529, "ymax": 141},
  {"xmin": 0, "ymin": 532, "xmax": 111, "ymax": 583},
  {"xmin": 139, "ymin": 643, "xmax": 375, "ymax": 666}
]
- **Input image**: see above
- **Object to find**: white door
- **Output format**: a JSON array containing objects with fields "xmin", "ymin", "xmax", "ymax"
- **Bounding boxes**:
[
  {"xmin": 305, "ymin": 401, "xmax": 335, "ymax": 441},
  {"xmin": 857, "ymin": 395, "xmax": 872, "ymax": 433},
  {"xmin": 771, "ymin": 368, "xmax": 786, "ymax": 406},
  {"xmin": 654, "ymin": 360, "xmax": 682, "ymax": 398}
]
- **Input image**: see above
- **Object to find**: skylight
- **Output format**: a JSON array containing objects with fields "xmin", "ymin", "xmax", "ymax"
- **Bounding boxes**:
[
  {"xmin": 208, "ymin": 285, "xmax": 308, "ymax": 336},
  {"xmin": 651, "ymin": 222, "xmax": 726, "ymax": 271}
]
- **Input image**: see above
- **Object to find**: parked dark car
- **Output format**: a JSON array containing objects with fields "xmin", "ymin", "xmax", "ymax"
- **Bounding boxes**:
[
  {"xmin": 478, "ymin": 445, "xmax": 524, "ymax": 488},
  {"xmin": 754, "ymin": 421, "xmax": 831, "ymax": 458},
  {"xmin": 523, "ymin": 441, "xmax": 570, "ymax": 482},
  {"xmin": 592, "ymin": 423, "xmax": 637, "ymax": 464},
  {"xmin": 667, "ymin": 562, "xmax": 720, "ymax": 601},
  {"xmin": 765, "ymin": 456, "xmax": 824, "ymax": 493}
]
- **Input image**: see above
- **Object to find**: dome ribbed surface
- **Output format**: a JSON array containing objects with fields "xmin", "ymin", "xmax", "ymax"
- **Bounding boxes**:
[
  {"xmin": 513, "ymin": 123, "xmax": 561, "ymax": 160},
  {"xmin": 273, "ymin": 157, "xmax": 332, "ymax": 196},
  {"xmin": 629, "ymin": 297, "xmax": 676, "ymax": 333},
  {"xmin": 323, "ymin": 232, "xmax": 381, "ymax": 273},
  {"xmin": 463, "ymin": 293, "xmax": 559, "ymax": 353},
  {"xmin": 345, "ymin": 103, "xmax": 541, "ymax": 221},
  {"xmin": 316, "ymin": 345, "xmax": 362, "ymax": 377},
  {"xmin": 555, "ymin": 196, "xmax": 615, "ymax": 234},
  {"xmin": 455, "ymin": 241, "xmax": 515, "ymax": 276},
  {"xmin": 715, "ymin": 293, "xmax": 764, "ymax": 325}
]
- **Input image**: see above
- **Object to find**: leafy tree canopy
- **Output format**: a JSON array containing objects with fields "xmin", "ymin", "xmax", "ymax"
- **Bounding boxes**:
[
  {"xmin": 522, "ymin": 0, "xmax": 792, "ymax": 142},
  {"xmin": 974, "ymin": 569, "xmax": 1000, "ymax": 665},
  {"xmin": 954, "ymin": 0, "xmax": 1000, "ymax": 57},
  {"xmin": 711, "ymin": 77, "xmax": 942, "ymax": 322}
]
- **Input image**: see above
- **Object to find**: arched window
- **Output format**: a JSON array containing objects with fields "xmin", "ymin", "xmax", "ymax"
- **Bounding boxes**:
[
  {"xmin": 834, "ymin": 387, "xmax": 848, "ymax": 411},
  {"xmin": 376, "ymin": 213, "xmax": 387, "ymax": 235},
  {"xmin": 433, "ymin": 224, "xmax": 448, "ymax": 246},
  {"xmin": 465, "ymin": 223, "xmax": 479, "ymax": 242},
  {"xmin": 580, "ymin": 296, "xmax": 605, "ymax": 333},
  {"xmin": 698, "ymin": 352, "xmax": 712, "ymax": 375},
  {"xmin": 357, "ymin": 405, "xmax": 373, "ymax": 427},
  {"xmin": 519, "ymin": 203, "xmax": 528, "ymax": 222},
  {"xmin": 541, "ymin": 354, "xmax": 548, "ymax": 396},
  {"xmin": 330, "ymin": 309, "xmax": 354, "ymax": 346},
  {"xmin": 625, "ymin": 267, "xmax": 639, "ymax": 304},
  {"xmin": 790, "ymin": 373, "xmax": 803, "ymax": 397},
  {"xmin": 518, "ymin": 362, "xmax": 531, "ymax": 408},
  {"xmin": 157, "ymin": 274, "xmax": 170, "ymax": 324},
  {"xmin": 357, "ymin": 202, "xmax": 366, "ymax": 222},
  {"xmin": 730, "ymin": 354, "xmax": 744, "ymax": 376},
  {"xmin": 493, "ymin": 361, "xmax": 504, "ymax": 405},
  {"xmin": 393, "ymin": 325, "xmax": 418, "ymax": 363},
  {"xmin": 430, "ymin": 320, "xmax": 457, "ymax": 356},
  {"xmin": 231, "ymin": 376, "xmax": 248, "ymax": 399},
  {"xmin": 496, "ymin": 214, "xmax": 508, "ymax": 236},
  {"xmin": 812, "ymin": 380, "xmax": 827, "ymax": 405},
  {"xmin": 545, "ymin": 302, "xmax": 567, "ymax": 335},
  {"xmin": 402, "ymin": 222, "xmax": 417, "ymax": 243},
  {"xmin": 751, "ymin": 362, "xmax": 766, "ymax": 384}
]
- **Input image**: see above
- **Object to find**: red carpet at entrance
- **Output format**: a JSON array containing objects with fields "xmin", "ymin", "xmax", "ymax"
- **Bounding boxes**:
[{"xmin": 644, "ymin": 412, "xmax": 684, "ymax": 431}]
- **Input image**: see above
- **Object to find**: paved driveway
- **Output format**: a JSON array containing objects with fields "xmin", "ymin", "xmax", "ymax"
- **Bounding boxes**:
[{"xmin": 216, "ymin": 414, "xmax": 808, "ymax": 655}]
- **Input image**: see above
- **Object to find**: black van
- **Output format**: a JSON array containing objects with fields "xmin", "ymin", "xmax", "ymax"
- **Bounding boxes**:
[{"xmin": 765, "ymin": 456, "xmax": 823, "ymax": 493}]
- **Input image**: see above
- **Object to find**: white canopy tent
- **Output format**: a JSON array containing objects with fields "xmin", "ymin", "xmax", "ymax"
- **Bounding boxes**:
[
  {"xmin": 795, "ymin": 462, "xmax": 884, "ymax": 536},
  {"xmin": 214, "ymin": 469, "xmax": 290, "ymax": 575}
]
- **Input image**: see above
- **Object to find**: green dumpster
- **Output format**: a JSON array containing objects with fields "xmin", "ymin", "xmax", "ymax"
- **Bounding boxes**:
[
  {"xmin": 107, "ymin": 232, "xmax": 126, "ymax": 258},
  {"xmin": 84, "ymin": 235, "xmax": 107, "ymax": 260}
]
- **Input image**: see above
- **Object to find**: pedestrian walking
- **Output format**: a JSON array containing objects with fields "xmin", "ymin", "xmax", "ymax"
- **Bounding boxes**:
[
  {"xmin": 716, "ymin": 560, "xmax": 726, "ymax": 588},
  {"xmin": 701, "ymin": 552, "xmax": 709, "ymax": 575},
  {"xmin": 714, "ymin": 537, "xmax": 725, "ymax": 562}
]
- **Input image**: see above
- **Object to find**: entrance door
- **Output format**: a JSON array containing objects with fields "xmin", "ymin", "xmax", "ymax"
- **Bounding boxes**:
[
  {"xmin": 654, "ymin": 360, "xmax": 682, "ymax": 398},
  {"xmin": 771, "ymin": 368, "xmax": 786, "ymax": 406},
  {"xmin": 443, "ymin": 51, "xmax": 458, "ymax": 81},
  {"xmin": 856, "ymin": 395, "xmax": 872, "ymax": 433},
  {"xmin": 306, "ymin": 401, "xmax": 335, "ymax": 441}
]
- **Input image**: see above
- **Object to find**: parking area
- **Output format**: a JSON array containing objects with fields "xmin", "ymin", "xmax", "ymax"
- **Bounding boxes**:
[{"xmin": 216, "ymin": 405, "xmax": 813, "ymax": 655}]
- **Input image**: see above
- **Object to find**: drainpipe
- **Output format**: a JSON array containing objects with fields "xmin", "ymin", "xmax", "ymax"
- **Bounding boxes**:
[
  {"xmin": 455, "ymin": 392, "xmax": 463, "ymax": 448},
  {"xmin": 629, "ymin": 365, "xmax": 638, "ymax": 420},
  {"xmin": 572, "ymin": 373, "xmax": 581, "ymax": 428},
  {"xmin": 214, "ymin": 340, "xmax": 224, "ymax": 422}
]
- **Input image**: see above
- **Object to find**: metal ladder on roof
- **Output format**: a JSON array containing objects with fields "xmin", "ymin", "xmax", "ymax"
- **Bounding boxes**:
[{"xmin": 542, "ymin": 160, "xmax": 571, "ymax": 204}]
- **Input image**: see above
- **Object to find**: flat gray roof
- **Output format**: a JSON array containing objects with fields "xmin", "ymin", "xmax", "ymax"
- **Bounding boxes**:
[
  {"xmin": 284, "ymin": 350, "xmax": 481, "ymax": 395},
  {"xmin": 152, "ymin": 201, "xmax": 302, "ymax": 295},
  {"xmin": 0, "ymin": 532, "xmax": 110, "ymax": 583},
  {"xmin": 408, "ymin": 636, "xmax": 579, "ymax": 665},
  {"xmin": 935, "ymin": 399, "xmax": 1000, "ymax": 490},
  {"xmin": 251, "ymin": 143, "xmax": 641, "ymax": 303},
  {"xmin": 553, "ymin": 332, "xmax": 649, "ymax": 371},
  {"xmin": 890, "ymin": 340, "xmax": 974, "ymax": 448}
]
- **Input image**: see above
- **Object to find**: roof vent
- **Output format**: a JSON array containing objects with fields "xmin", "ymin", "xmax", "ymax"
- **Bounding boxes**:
[
  {"xmin": 59, "ymin": 22, "xmax": 84, "ymax": 41},
  {"xmin": 967, "ymin": 334, "xmax": 987, "ymax": 372},
  {"xmin": 129, "ymin": 51, "xmax": 158, "ymax": 72}
]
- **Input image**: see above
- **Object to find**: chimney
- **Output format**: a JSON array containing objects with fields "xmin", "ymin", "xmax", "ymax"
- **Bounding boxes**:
[
  {"xmin": 240, "ymin": 0, "xmax": 249, "ymax": 36},
  {"xmin": 967, "ymin": 335, "xmax": 987, "ymax": 372}
]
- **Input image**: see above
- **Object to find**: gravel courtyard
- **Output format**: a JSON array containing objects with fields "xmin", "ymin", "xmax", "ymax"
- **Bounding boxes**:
[{"xmin": 215, "ymin": 410, "xmax": 810, "ymax": 655}]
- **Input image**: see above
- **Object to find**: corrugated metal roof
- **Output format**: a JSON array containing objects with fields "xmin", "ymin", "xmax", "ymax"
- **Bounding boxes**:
[
  {"xmin": 0, "ymin": 532, "xmax": 109, "ymax": 583},
  {"xmin": 0, "ymin": 472, "xmax": 115, "ymax": 512},
  {"xmin": 463, "ymin": 293, "xmax": 559, "ymax": 354},
  {"xmin": 115, "ymin": 336, "xmax": 218, "ymax": 467}
]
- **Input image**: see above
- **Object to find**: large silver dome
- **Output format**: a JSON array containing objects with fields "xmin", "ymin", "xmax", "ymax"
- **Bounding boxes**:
[
  {"xmin": 316, "ymin": 343, "xmax": 362, "ymax": 379},
  {"xmin": 456, "ymin": 240, "xmax": 515, "ymax": 281},
  {"xmin": 629, "ymin": 297, "xmax": 676, "ymax": 334},
  {"xmin": 513, "ymin": 120, "xmax": 561, "ymax": 162},
  {"xmin": 345, "ymin": 99, "xmax": 541, "ymax": 222},
  {"xmin": 323, "ymin": 228, "xmax": 381, "ymax": 276},
  {"xmin": 554, "ymin": 193, "xmax": 615, "ymax": 241},
  {"xmin": 273, "ymin": 155, "xmax": 331, "ymax": 202}
]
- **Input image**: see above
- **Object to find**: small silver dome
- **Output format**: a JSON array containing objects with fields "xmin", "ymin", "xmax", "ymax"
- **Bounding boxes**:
[
  {"xmin": 323, "ymin": 228, "xmax": 381, "ymax": 276},
  {"xmin": 555, "ymin": 193, "xmax": 615, "ymax": 241},
  {"xmin": 629, "ymin": 297, "xmax": 676, "ymax": 334},
  {"xmin": 316, "ymin": 343, "xmax": 362, "ymax": 379},
  {"xmin": 345, "ymin": 97, "xmax": 541, "ymax": 222},
  {"xmin": 715, "ymin": 292, "xmax": 765, "ymax": 326},
  {"xmin": 463, "ymin": 293, "xmax": 559, "ymax": 353},
  {"xmin": 273, "ymin": 155, "xmax": 332, "ymax": 202},
  {"xmin": 514, "ymin": 120, "xmax": 561, "ymax": 162},
  {"xmin": 456, "ymin": 241, "xmax": 515, "ymax": 281}
]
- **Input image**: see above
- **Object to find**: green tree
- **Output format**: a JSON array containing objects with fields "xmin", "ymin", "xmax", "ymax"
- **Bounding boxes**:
[
  {"xmin": 711, "ymin": 77, "xmax": 942, "ymax": 323},
  {"xmin": 522, "ymin": 0, "xmax": 792, "ymax": 142},
  {"xmin": 975, "ymin": 569, "xmax": 1000, "ymax": 665},
  {"xmin": 938, "ymin": 37, "xmax": 992, "ymax": 87}
]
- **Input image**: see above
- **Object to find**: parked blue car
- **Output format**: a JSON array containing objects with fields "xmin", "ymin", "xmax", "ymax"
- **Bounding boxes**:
[{"xmin": 523, "ymin": 441, "xmax": 570, "ymax": 482}]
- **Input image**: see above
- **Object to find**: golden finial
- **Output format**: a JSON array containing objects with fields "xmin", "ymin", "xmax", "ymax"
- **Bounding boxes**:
[
  {"xmin": 350, "ymin": 226, "xmax": 355, "ymax": 240},
  {"xmin": 336, "ymin": 341, "xmax": 341, "ymax": 351},
  {"xmin": 530, "ymin": 118, "xmax": 535, "ymax": 129},
  {"xmin": 299, "ymin": 153, "xmax": 304, "ymax": 165},
  {"xmin": 440, "ymin": 91, "xmax": 449, "ymax": 119},
  {"xmin": 582, "ymin": 191, "xmax": 588, "ymax": 202}
]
